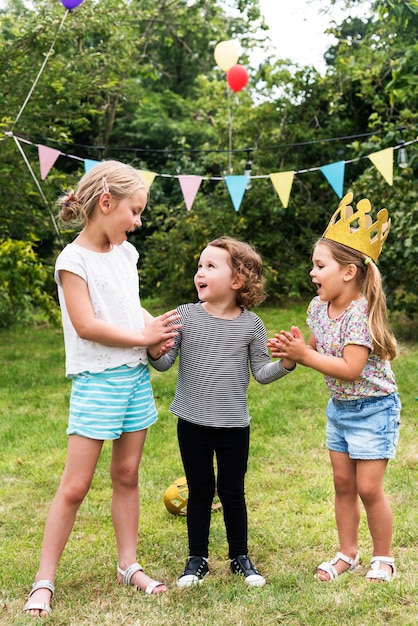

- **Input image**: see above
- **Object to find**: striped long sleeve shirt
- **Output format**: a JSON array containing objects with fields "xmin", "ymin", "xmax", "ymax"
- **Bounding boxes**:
[{"xmin": 149, "ymin": 302, "xmax": 293, "ymax": 428}]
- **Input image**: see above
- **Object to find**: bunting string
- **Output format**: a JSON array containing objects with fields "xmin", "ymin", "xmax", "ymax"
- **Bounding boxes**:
[
  {"xmin": 12, "ymin": 10, "xmax": 69, "ymax": 130},
  {"xmin": 26, "ymin": 127, "xmax": 407, "ymax": 155},
  {"xmin": 5, "ymin": 131, "xmax": 417, "ymax": 214},
  {"xmin": 11, "ymin": 135, "xmax": 63, "ymax": 244}
]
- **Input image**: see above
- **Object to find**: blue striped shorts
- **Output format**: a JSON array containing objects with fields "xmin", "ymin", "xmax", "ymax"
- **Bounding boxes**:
[{"xmin": 67, "ymin": 364, "xmax": 158, "ymax": 440}]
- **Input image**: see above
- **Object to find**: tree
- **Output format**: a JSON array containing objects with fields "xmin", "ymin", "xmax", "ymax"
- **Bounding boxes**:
[
  {"xmin": 323, "ymin": 0, "xmax": 418, "ymax": 316},
  {"xmin": 0, "ymin": 0, "xmax": 416, "ymax": 324}
]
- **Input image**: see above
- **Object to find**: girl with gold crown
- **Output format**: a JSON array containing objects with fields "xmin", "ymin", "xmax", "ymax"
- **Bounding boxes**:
[{"xmin": 268, "ymin": 193, "xmax": 401, "ymax": 583}]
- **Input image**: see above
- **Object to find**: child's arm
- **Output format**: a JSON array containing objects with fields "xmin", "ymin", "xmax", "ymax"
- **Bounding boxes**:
[
  {"xmin": 249, "ymin": 317, "xmax": 296, "ymax": 384},
  {"xmin": 268, "ymin": 326, "xmax": 369, "ymax": 382},
  {"xmin": 61, "ymin": 270, "xmax": 181, "ymax": 348}
]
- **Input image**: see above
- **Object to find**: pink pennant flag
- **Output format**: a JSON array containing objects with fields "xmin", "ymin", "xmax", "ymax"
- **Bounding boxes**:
[
  {"xmin": 178, "ymin": 175, "xmax": 203, "ymax": 211},
  {"xmin": 38, "ymin": 144, "xmax": 61, "ymax": 180}
]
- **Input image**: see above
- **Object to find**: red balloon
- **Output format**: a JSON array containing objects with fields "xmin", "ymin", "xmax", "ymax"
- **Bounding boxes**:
[{"xmin": 226, "ymin": 65, "xmax": 249, "ymax": 92}]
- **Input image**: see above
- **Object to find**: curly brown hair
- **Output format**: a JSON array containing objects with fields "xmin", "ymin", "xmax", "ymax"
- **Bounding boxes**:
[{"xmin": 207, "ymin": 236, "xmax": 266, "ymax": 310}]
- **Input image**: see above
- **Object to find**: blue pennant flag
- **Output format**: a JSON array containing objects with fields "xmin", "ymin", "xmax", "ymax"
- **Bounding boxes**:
[
  {"xmin": 320, "ymin": 161, "xmax": 345, "ymax": 198},
  {"xmin": 84, "ymin": 158, "xmax": 100, "ymax": 173},
  {"xmin": 225, "ymin": 175, "xmax": 248, "ymax": 211}
]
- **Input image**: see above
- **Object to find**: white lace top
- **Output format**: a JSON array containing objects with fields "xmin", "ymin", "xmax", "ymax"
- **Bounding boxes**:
[{"xmin": 55, "ymin": 241, "xmax": 147, "ymax": 377}]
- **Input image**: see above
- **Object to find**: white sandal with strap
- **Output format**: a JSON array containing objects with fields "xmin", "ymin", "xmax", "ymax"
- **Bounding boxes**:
[
  {"xmin": 365, "ymin": 556, "xmax": 396, "ymax": 582},
  {"xmin": 315, "ymin": 551, "xmax": 360, "ymax": 581},
  {"xmin": 23, "ymin": 579, "xmax": 55, "ymax": 615},
  {"xmin": 117, "ymin": 562, "xmax": 166, "ymax": 594}
]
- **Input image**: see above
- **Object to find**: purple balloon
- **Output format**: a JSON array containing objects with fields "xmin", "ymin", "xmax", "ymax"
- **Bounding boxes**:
[{"xmin": 60, "ymin": 0, "xmax": 84, "ymax": 9}]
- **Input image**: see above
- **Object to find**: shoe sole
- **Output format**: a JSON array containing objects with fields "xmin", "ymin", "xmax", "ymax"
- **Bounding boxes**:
[
  {"xmin": 245, "ymin": 577, "xmax": 266, "ymax": 587},
  {"xmin": 176, "ymin": 575, "xmax": 206, "ymax": 588}
]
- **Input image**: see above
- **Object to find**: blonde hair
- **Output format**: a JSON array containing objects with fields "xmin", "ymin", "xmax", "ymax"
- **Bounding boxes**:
[
  {"xmin": 317, "ymin": 238, "xmax": 397, "ymax": 360},
  {"xmin": 57, "ymin": 160, "xmax": 147, "ymax": 225},
  {"xmin": 207, "ymin": 236, "xmax": 266, "ymax": 310}
]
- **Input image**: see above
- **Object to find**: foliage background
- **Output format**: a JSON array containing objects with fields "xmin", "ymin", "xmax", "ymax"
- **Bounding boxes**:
[{"xmin": 0, "ymin": 0, "xmax": 417, "ymax": 322}]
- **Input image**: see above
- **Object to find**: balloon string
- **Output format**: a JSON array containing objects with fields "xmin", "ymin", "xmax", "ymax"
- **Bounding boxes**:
[
  {"xmin": 12, "ymin": 10, "xmax": 69, "ymax": 130},
  {"xmin": 227, "ymin": 87, "xmax": 233, "ymax": 174},
  {"xmin": 13, "ymin": 135, "xmax": 63, "ymax": 246}
]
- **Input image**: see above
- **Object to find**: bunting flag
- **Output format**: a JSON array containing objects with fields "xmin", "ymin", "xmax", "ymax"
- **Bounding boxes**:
[
  {"xmin": 225, "ymin": 175, "xmax": 248, "ymax": 211},
  {"xmin": 14, "ymin": 135, "xmax": 414, "ymax": 215},
  {"xmin": 320, "ymin": 161, "xmax": 345, "ymax": 198},
  {"xmin": 84, "ymin": 158, "xmax": 100, "ymax": 172},
  {"xmin": 38, "ymin": 144, "xmax": 61, "ymax": 180},
  {"xmin": 138, "ymin": 169, "xmax": 157, "ymax": 190},
  {"xmin": 178, "ymin": 175, "xmax": 203, "ymax": 211},
  {"xmin": 269, "ymin": 171, "xmax": 294, "ymax": 208},
  {"xmin": 368, "ymin": 147, "xmax": 393, "ymax": 186}
]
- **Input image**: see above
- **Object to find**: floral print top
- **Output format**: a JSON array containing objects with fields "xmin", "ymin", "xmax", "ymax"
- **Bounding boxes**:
[{"xmin": 307, "ymin": 296, "xmax": 397, "ymax": 400}]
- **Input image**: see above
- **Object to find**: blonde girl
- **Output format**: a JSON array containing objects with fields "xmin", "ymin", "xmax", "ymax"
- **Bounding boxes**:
[
  {"xmin": 24, "ymin": 160, "xmax": 181, "ymax": 617},
  {"xmin": 269, "ymin": 234, "xmax": 401, "ymax": 583}
]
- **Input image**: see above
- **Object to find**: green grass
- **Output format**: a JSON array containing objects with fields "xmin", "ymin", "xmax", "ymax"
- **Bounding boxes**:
[{"xmin": 0, "ymin": 303, "xmax": 416, "ymax": 625}]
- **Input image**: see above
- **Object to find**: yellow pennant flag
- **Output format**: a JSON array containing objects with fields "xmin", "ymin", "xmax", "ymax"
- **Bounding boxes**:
[
  {"xmin": 368, "ymin": 148, "xmax": 393, "ymax": 186},
  {"xmin": 138, "ymin": 170, "xmax": 157, "ymax": 190},
  {"xmin": 269, "ymin": 171, "xmax": 295, "ymax": 208}
]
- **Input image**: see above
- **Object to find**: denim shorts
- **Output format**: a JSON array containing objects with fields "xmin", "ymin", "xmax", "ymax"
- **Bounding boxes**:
[
  {"xmin": 67, "ymin": 364, "xmax": 157, "ymax": 440},
  {"xmin": 325, "ymin": 393, "xmax": 401, "ymax": 460}
]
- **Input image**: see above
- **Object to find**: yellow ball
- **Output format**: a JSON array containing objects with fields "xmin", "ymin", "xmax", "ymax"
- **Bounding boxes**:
[{"xmin": 164, "ymin": 476, "xmax": 189, "ymax": 516}]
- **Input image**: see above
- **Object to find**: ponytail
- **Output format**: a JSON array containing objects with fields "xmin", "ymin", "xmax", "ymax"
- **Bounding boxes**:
[{"xmin": 363, "ymin": 261, "xmax": 397, "ymax": 360}]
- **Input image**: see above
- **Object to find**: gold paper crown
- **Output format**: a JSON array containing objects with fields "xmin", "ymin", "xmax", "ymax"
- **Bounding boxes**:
[{"xmin": 323, "ymin": 192, "xmax": 390, "ymax": 262}]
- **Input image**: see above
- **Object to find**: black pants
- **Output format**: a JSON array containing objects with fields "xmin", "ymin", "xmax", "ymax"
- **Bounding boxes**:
[{"xmin": 177, "ymin": 418, "xmax": 250, "ymax": 559}]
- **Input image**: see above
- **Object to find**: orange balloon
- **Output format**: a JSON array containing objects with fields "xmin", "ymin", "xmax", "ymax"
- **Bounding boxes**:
[{"xmin": 214, "ymin": 41, "xmax": 239, "ymax": 72}]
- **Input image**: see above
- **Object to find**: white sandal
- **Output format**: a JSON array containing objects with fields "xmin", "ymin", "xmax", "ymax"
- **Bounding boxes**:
[
  {"xmin": 315, "ymin": 551, "xmax": 360, "ymax": 581},
  {"xmin": 365, "ymin": 556, "xmax": 396, "ymax": 582},
  {"xmin": 23, "ymin": 579, "xmax": 55, "ymax": 616},
  {"xmin": 117, "ymin": 562, "xmax": 166, "ymax": 594}
]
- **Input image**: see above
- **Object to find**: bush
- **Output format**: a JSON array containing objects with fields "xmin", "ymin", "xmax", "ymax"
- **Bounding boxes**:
[{"xmin": 0, "ymin": 238, "xmax": 60, "ymax": 328}]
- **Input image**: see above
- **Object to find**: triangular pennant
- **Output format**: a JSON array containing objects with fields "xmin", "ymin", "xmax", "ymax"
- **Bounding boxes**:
[
  {"xmin": 368, "ymin": 148, "xmax": 393, "ymax": 186},
  {"xmin": 138, "ymin": 170, "xmax": 157, "ymax": 190},
  {"xmin": 269, "ymin": 171, "xmax": 294, "ymax": 208},
  {"xmin": 178, "ymin": 175, "xmax": 203, "ymax": 211},
  {"xmin": 38, "ymin": 144, "xmax": 61, "ymax": 180},
  {"xmin": 320, "ymin": 161, "xmax": 345, "ymax": 198},
  {"xmin": 84, "ymin": 159, "xmax": 100, "ymax": 172},
  {"xmin": 224, "ymin": 175, "xmax": 248, "ymax": 212}
]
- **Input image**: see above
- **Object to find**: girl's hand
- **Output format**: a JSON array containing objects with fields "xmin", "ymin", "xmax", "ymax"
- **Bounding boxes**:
[
  {"xmin": 267, "ymin": 326, "xmax": 308, "ymax": 364},
  {"xmin": 147, "ymin": 338, "xmax": 175, "ymax": 360},
  {"xmin": 141, "ymin": 310, "xmax": 182, "ymax": 347}
]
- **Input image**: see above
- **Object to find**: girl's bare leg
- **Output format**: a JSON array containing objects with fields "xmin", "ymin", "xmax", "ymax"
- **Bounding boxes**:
[
  {"xmin": 111, "ymin": 430, "xmax": 167, "ymax": 594},
  {"xmin": 25, "ymin": 435, "xmax": 103, "ymax": 616},
  {"xmin": 357, "ymin": 459, "xmax": 394, "ymax": 579},
  {"xmin": 317, "ymin": 451, "xmax": 360, "ymax": 581}
]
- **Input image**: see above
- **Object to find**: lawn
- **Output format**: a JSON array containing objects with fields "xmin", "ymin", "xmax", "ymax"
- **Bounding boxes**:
[{"xmin": 0, "ymin": 302, "xmax": 416, "ymax": 625}]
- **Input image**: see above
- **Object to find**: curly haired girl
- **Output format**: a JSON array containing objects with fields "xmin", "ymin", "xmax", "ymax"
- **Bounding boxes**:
[{"xmin": 148, "ymin": 236, "xmax": 295, "ymax": 588}]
